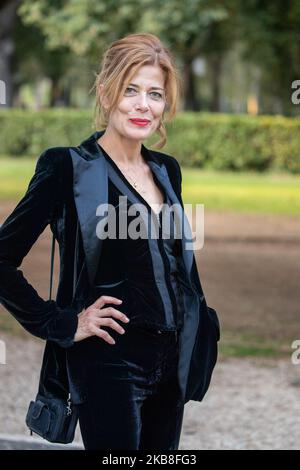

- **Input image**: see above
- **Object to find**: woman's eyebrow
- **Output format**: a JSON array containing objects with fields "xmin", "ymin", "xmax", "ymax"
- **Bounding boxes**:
[{"xmin": 128, "ymin": 83, "xmax": 165, "ymax": 91}]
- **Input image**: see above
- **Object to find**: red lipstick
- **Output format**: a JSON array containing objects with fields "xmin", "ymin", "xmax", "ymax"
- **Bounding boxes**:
[{"xmin": 129, "ymin": 119, "xmax": 151, "ymax": 127}]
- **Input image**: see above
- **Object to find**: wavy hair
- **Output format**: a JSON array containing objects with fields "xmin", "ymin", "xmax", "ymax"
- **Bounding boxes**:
[{"xmin": 90, "ymin": 32, "xmax": 181, "ymax": 149}]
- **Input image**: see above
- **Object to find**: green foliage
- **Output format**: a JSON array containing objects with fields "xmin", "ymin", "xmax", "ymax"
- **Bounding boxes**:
[
  {"xmin": 1, "ymin": 109, "xmax": 300, "ymax": 173},
  {"xmin": 0, "ymin": 108, "xmax": 93, "ymax": 156},
  {"xmin": 163, "ymin": 112, "xmax": 300, "ymax": 173},
  {"xmin": 15, "ymin": 0, "xmax": 300, "ymax": 115},
  {"xmin": 236, "ymin": 0, "xmax": 300, "ymax": 115}
]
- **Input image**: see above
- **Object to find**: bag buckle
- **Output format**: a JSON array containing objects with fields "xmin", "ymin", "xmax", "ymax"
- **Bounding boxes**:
[{"xmin": 66, "ymin": 393, "xmax": 72, "ymax": 416}]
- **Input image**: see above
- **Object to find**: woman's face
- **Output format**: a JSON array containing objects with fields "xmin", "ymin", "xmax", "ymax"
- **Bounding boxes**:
[{"xmin": 102, "ymin": 64, "xmax": 167, "ymax": 142}]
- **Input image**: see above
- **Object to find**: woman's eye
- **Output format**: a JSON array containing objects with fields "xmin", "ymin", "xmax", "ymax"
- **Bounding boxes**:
[
  {"xmin": 125, "ymin": 87, "xmax": 136, "ymax": 94},
  {"xmin": 150, "ymin": 92, "xmax": 163, "ymax": 99},
  {"xmin": 124, "ymin": 88, "xmax": 163, "ymax": 99}
]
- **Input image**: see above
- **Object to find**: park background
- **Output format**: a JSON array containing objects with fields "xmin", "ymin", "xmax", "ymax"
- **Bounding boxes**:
[{"xmin": 0, "ymin": 0, "xmax": 299, "ymax": 449}]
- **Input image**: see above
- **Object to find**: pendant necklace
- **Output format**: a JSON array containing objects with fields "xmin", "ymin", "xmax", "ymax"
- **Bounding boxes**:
[
  {"xmin": 119, "ymin": 164, "xmax": 161, "ymax": 223},
  {"xmin": 118, "ymin": 163, "xmax": 148, "ymax": 194}
]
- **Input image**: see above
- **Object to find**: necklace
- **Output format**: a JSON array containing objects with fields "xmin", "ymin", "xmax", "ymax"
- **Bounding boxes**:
[
  {"xmin": 118, "ymin": 163, "xmax": 161, "ymax": 219},
  {"xmin": 97, "ymin": 141, "xmax": 162, "ymax": 217},
  {"xmin": 97, "ymin": 139, "xmax": 147, "ymax": 193},
  {"xmin": 118, "ymin": 163, "xmax": 148, "ymax": 194}
]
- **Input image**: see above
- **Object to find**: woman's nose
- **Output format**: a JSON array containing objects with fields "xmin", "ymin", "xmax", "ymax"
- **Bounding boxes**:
[{"xmin": 135, "ymin": 92, "xmax": 149, "ymax": 110}]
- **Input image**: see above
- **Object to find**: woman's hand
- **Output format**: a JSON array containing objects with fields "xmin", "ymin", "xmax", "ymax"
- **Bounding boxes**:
[{"xmin": 74, "ymin": 296, "xmax": 130, "ymax": 344}]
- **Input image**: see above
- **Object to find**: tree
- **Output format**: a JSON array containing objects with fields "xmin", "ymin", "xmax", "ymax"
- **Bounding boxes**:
[
  {"xmin": 237, "ymin": 0, "xmax": 300, "ymax": 115},
  {"xmin": 138, "ymin": 0, "xmax": 239, "ymax": 111},
  {"xmin": 18, "ymin": 0, "xmax": 238, "ymax": 111}
]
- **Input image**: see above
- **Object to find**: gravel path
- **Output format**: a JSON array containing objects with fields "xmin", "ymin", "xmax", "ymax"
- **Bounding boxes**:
[{"xmin": 0, "ymin": 332, "xmax": 299, "ymax": 450}]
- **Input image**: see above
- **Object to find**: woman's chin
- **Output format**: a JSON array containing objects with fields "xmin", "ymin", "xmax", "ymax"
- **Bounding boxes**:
[{"xmin": 123, "ymin": 127, "xmax": 153, "ymax": 141}]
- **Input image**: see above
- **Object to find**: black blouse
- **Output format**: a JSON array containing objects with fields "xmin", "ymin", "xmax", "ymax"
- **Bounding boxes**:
[{"xmin": 90, "ymin": 143, "xmax": 185, "ymax": 332}]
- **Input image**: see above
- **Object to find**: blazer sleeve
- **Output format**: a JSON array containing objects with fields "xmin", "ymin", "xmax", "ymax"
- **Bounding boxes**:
[{"xmin": 0, "ymin": 149, "xmax": 79, "ymax": 348}]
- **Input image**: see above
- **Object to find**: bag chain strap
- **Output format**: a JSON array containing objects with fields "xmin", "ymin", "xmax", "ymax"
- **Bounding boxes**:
[{"xmin": 48, "ymin": 221, "xmax": 79, "ymax": 412}]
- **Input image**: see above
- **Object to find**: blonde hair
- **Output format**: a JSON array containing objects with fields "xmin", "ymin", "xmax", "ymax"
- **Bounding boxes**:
[{"xmin": 91, "ymin": 33, "xmax": 181, "ymax": 149}]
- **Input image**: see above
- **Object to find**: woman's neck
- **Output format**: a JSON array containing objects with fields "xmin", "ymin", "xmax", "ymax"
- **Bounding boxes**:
[{"xmin": 97, "ymin": 130, "xmax": 144, "ymax": 167}]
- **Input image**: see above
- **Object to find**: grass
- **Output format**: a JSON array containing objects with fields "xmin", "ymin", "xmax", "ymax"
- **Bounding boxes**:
[
  {"xmin": 218, "ymin": 331, "xmax": 292, "ymax": 359},
  {"xmin": 0, "ymin": 157, "xmax": 300, "ymax": 215},
  {"xmin": 0, "ymin": 157, "xmax": 37, "ymax": 200},
  {"xmin": 182, "ymin": 168, "xmax": 300, "ymax": 215},
  {"xmin": 0, "ymin": 313, "xmax": 27, "ymax": 338}
]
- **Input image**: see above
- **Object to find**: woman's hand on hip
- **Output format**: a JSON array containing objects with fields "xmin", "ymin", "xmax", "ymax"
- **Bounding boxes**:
[{"xmin": 74, "ymin": 296, "xmax": 130, "ymax": 344}]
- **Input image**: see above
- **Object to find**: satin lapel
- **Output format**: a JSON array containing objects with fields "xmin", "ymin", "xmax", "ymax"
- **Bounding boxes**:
[
  {"xmin": 147, "ymin": 160, "xmax": 194, "ymax": 283},
  {"xmin": 70, "ymin": 148, "xmax": 108, "ymax": 286},
  {"xmin": 70, "ymin": 131, "xmax": 194, "ymax": 288}
]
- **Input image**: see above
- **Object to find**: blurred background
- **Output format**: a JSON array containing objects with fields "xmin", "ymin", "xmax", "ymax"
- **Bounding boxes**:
[{"xmin": 0, "ymin": 0, "xmax": 299, "ymax": 450}]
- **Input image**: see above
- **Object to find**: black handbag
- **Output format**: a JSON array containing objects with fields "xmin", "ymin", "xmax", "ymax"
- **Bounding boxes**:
[
  {"xmin": 26, "ymin": 393, "xmax": 78, "ymax": 443},
  {"xmin": 25, "ymin": 222, "xmax": 80, "ymax": 444}
]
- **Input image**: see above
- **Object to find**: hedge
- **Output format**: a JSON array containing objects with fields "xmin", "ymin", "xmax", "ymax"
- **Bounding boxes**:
[{"xmin": 1, "ymin": 109, "xmax": 300, "ymax": 173}]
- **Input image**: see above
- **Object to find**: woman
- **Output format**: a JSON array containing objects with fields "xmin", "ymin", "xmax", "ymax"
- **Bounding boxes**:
[{"xmin": 0, "ymin": 33, "xmax": 220, "ymax": 450}]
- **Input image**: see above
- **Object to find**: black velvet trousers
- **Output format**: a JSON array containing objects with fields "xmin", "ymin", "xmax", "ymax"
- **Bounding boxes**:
[{"xmin": 77, "ymin": 324, "xmax": 185, "ymax": 450}]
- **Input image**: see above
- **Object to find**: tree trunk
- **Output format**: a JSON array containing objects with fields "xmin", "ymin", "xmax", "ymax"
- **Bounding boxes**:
[
  {"xmin": 0, "ymin": 0, "xmax": 21, "ymax": 107},
  {"xmin": 208, "ymin": 54, "xmax": 223, "ymax": 112},
  {"xmin": 49, "ymin": 76, "xmax": 62, "ymax": 107},
  {"xmin": 182, "ymin": 60, "xmax": 201, "ymax": 111}
]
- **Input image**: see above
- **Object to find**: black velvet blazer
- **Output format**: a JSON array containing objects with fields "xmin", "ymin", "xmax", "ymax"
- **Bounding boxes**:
[{"xmin": 0, "ymin": 130, "xmax": 220, "ymax": 405}]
